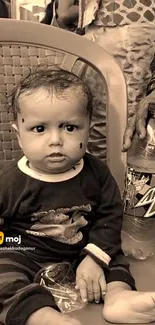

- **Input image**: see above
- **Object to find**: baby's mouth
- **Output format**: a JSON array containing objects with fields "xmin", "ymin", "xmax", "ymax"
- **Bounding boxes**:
[
  {"xmin": 48, "ymin": 153, "xmax": 65, "ymax": 162},
  {"xmin": 49, "ymin": 153, "xmax": 63, "ymax": 157}
]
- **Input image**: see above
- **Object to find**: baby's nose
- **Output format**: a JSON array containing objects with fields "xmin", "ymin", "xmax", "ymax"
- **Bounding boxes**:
[{"xmin": 49, "ymin": 130, "xmax": 63, "ymax": 146}]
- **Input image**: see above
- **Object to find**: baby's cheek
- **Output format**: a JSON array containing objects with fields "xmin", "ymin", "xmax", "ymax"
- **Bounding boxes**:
[{"xmin": 23, "ymin": 140, "xmax": 37, "ymax": 154}]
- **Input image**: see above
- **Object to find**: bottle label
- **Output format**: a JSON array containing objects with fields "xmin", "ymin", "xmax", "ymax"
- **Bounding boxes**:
[{"xmin": 123, "ymin": 168, "xmax": 155, "ymax": 218}]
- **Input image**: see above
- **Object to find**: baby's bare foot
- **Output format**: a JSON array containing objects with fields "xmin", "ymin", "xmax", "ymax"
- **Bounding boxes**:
[{"xmin": 103, "ymin": 290, "xmax": 155, "ymax": 323}]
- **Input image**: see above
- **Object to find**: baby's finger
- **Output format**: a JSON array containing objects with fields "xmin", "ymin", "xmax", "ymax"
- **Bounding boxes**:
[
  {"xmin": 98, "ymin": 273, "xmax": 107, "ymax": 299},
  {"xmin": 93, "ymin": 280, "xmax": 101, "ymax": 303},
  {"xmin": 86, "ymin": 279, "xmax": 94, "ymax": 302},
  {"xmin": 76, "ymin": 277, "xmax": 87, "ymax": 303}
]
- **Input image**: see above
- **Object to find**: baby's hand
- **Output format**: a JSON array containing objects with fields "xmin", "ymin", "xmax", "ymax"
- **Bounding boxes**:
[{"xmin": 76, "ymin": 255, "xmax": 106, "ymax": 303}]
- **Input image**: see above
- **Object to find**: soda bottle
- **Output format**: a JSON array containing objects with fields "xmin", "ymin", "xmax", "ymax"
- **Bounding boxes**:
[{"xmin": 121, "ymin": 106, "xmax": 155, "ymax": 260}]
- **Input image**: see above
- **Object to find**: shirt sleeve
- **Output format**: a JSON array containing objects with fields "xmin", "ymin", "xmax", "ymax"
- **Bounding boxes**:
[{"xmin": 83, "ymin": 160, "xmax": 123, "ymax": 269}]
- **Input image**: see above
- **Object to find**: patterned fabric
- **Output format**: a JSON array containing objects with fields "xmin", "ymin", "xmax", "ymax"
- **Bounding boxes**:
[
  {"xmin": 76, "ymin": 2, "xmax": 155, "ymax": 160},
  {"xmin": 95, "ymin": 0, "xmax": 155, "ymax": 27},
  {"xmin": 84, "ymin": 23, "xmax": 155, "ymax": 160}
]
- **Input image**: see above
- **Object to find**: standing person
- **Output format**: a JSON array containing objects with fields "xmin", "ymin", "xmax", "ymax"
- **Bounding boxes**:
[
  {"xmin": 57, "ymin": 0, "xmax": 155, "ymax": 161},
  {"xmin": 1, "ymin": 67, "xmax": 155, "ymax": 325}
]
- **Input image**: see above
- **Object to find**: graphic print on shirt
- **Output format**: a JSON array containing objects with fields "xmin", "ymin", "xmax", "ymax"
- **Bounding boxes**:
[{"xmin": 26, "ymin": 204, "xmax": 91, "ymax": 244}]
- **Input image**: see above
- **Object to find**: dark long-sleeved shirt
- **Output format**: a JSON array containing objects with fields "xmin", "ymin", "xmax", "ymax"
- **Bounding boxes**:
[
  {"xmin": 0, "ymin": 153, "xmax": 135, "ymax": 325},
  {"xmin": 1, "ymin": 153, "xmax": 123, "ymax": 265}
]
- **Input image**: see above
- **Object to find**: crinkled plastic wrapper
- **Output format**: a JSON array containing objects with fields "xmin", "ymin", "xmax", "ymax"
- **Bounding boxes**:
[{"xmin": 35, "ymin": 262, "xmax": 87, "ymax": 313}]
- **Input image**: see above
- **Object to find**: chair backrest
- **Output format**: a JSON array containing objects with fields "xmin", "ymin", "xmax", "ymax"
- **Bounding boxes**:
[{"xmin": 0, "ymin": 19, "xmax": 127, "ymax": 193}]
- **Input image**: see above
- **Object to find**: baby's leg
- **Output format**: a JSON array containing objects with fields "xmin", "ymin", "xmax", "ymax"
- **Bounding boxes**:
[
  {"xmin": 102, "ymin": 253, "xmax": 155, "ymax": 323},
  {"xmin": 0, "ymin": 250, "xmax": 79, "ymax": 325},
  {"xmin": 103, "ymin": 282, "xmax": 155, "ymax": 323}
]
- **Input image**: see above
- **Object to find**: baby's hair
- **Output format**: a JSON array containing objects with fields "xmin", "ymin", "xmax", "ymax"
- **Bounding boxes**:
[{"xmin": 8, "ymin": 66, "xmax": 93, "ymax": 121}]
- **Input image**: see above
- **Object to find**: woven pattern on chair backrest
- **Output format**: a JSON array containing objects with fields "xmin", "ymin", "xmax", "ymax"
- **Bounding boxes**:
[{"xmin": 0, "ymin": 19, "xmax": 128, "ymax": 192}]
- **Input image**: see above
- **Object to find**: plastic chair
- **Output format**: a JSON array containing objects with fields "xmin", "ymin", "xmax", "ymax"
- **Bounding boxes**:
[{"xmin": 0, "ymin": 19, "xmax": 127, "ymax": 193}]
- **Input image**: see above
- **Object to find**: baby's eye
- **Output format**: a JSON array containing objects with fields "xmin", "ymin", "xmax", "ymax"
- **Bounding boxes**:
[
  {"xmin": 33, "ymin": 125, "xmax": 45, "ymax": 133},
  {"xmin": 64, "ymin": 125, "xmax": 77, "ymax": 132}
]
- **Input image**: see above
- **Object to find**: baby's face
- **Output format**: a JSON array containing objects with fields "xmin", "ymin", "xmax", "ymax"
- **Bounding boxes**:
[{"xmin": 14, "ymin": 88, "xmax": 90, "ymax": 174}]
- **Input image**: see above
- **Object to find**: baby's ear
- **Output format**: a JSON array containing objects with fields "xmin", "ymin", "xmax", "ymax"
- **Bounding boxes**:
[
  {"xmin": 11, "ymin": 123, "xmax": 22, "ymax": 149},
  {"xmin": 11, "ymin": 123, "xmax": 19, "ymax": 135}
]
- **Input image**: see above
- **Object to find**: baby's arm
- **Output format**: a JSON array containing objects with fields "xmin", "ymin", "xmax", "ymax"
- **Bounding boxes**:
[
  {"xmin": 57, "ymin": 0, "xmax": 79, "ymax": 25},
  {"xmin": 83, "ymin": 162, "xmax": 124, "ymax": 269},
  {"xmin": 82, "ymin": 160, "xmax": 135, "ymax": 289}
]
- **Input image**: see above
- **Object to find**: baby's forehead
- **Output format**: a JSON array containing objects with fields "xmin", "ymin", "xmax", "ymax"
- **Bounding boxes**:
[
  {"xmin": 18, "ymin": 85, "xmax": 88, "ymax": 105},
  {"xmin": 17, "ymin": 86, "xmax": 89, "ymax": 120},
  {"xmin": 54, "ymin": 84, "xmax": 88, "ymax": 100}
]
